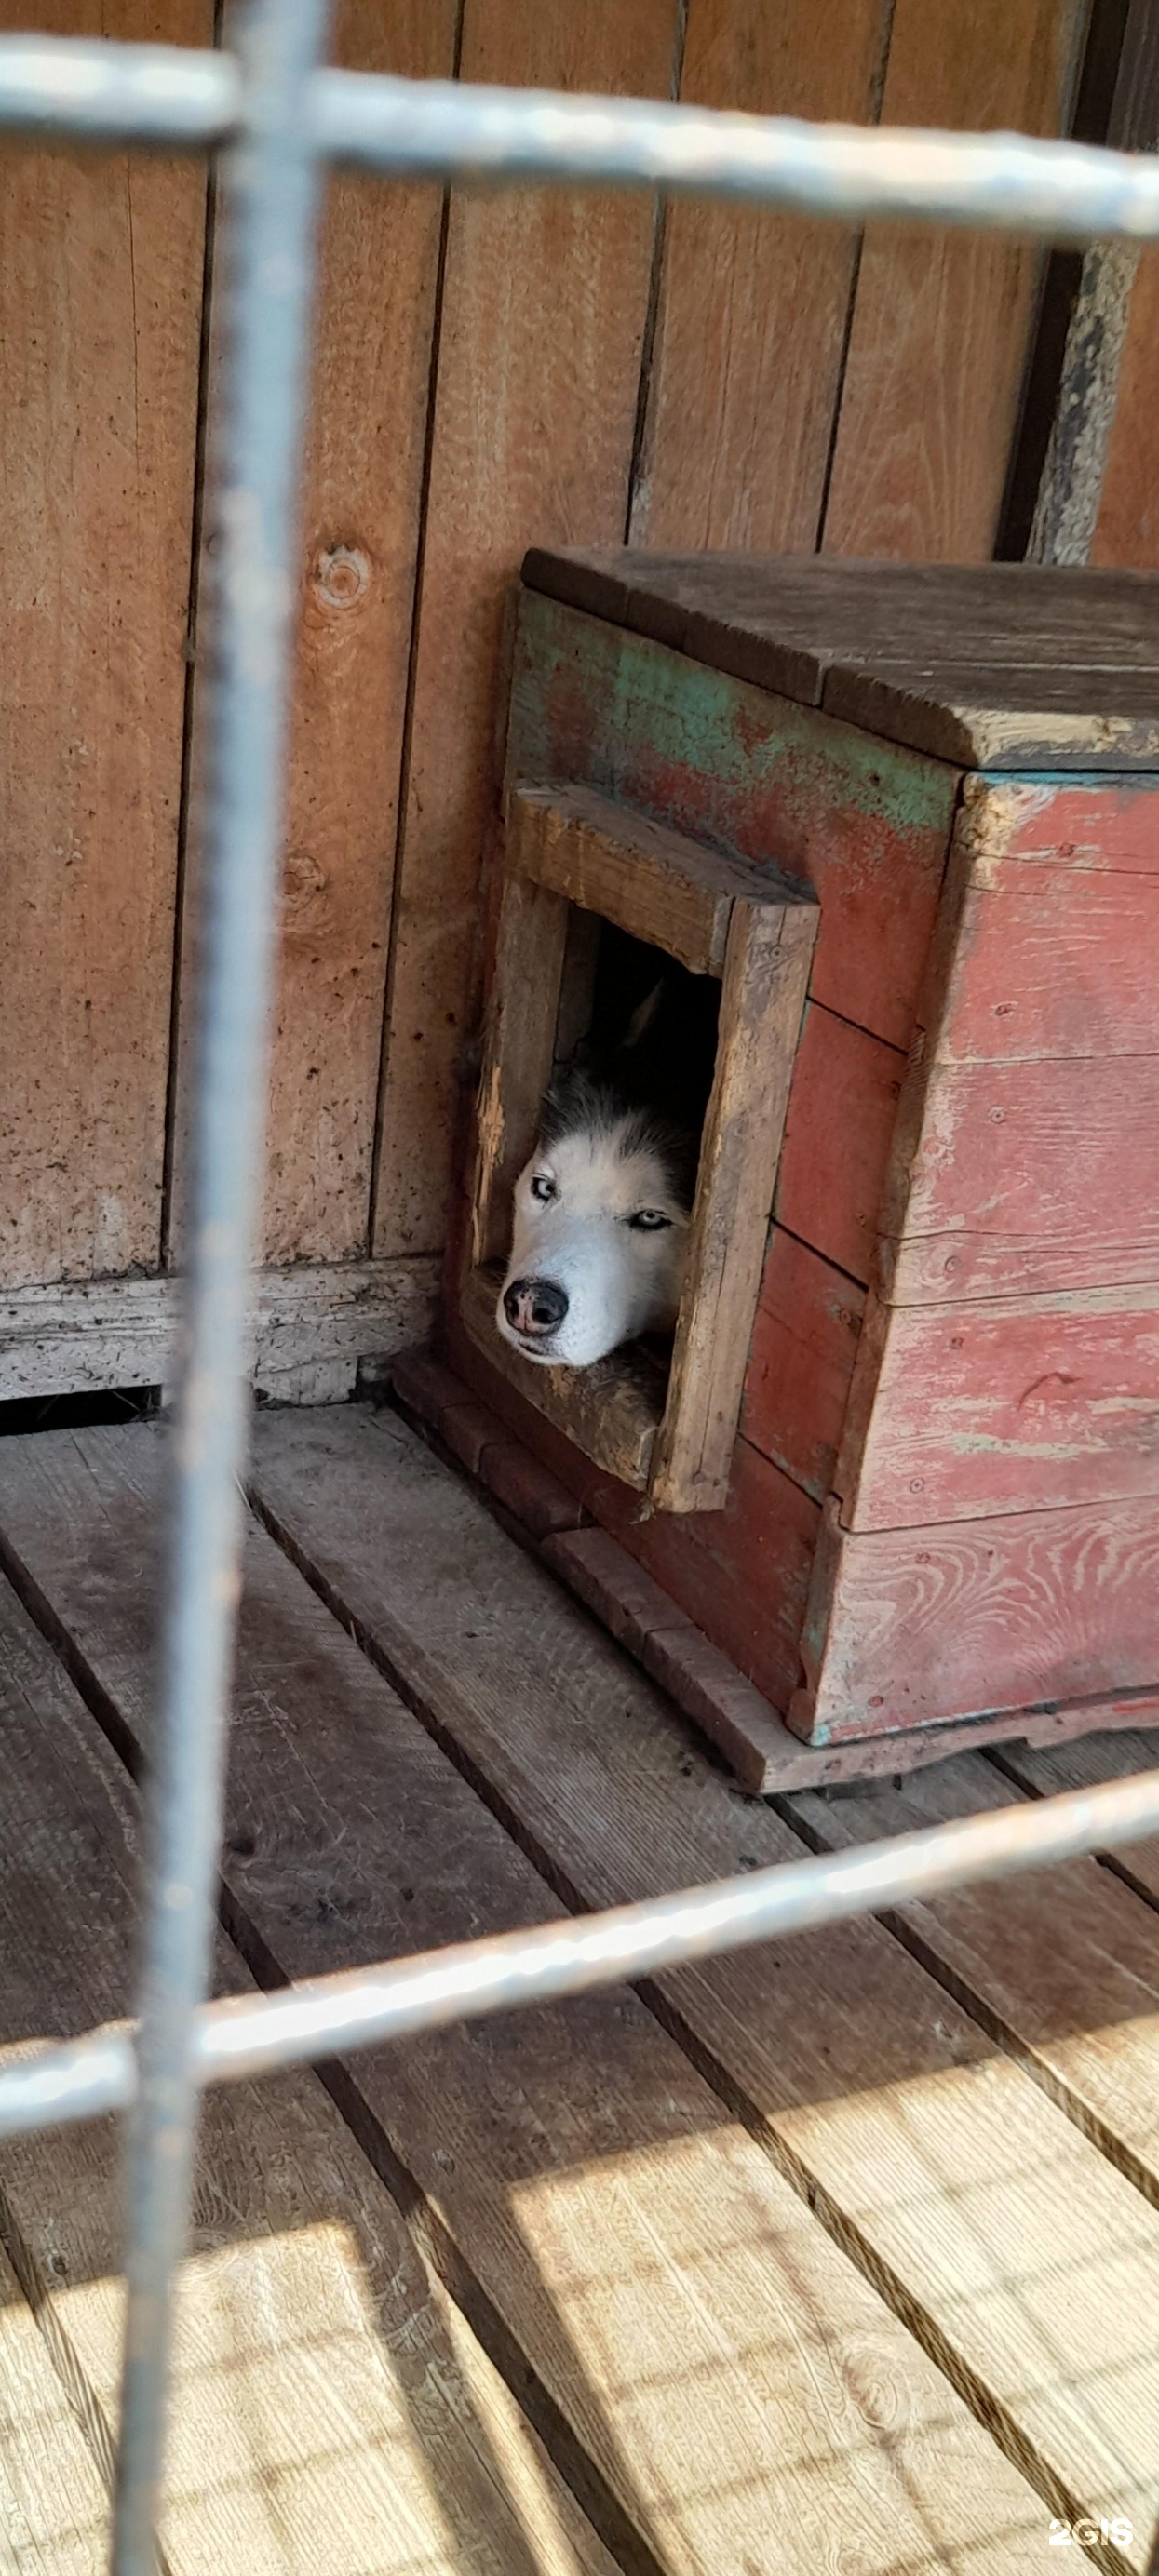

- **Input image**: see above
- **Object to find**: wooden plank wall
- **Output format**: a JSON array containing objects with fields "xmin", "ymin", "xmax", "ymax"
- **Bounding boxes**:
[
  {"xmin": 0, "ymin": 0, "xmax": 210, "ymax": 1291},
  {"xmin": 0, "ymin": 0, "xmax": 1096, "ymax": 1301},
  {"xmin": 821, "ymin": 0, "xmax": 1087, "ymax": 560},
  {"xmin": 257, "ymin": 0, "xmax": 460, "ymax": 1268}
]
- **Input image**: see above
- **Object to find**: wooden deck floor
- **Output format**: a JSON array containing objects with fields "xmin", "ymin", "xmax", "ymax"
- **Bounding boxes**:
[{"xmin": 2, "ymin": 1402, "xmax": 1159, "ymax": 2571}]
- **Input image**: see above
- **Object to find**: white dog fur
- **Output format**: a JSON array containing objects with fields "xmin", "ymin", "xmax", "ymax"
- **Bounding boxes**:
[{"xmin": 498, "ymin": 1103, "xmax": 691, "ymax": 1368}]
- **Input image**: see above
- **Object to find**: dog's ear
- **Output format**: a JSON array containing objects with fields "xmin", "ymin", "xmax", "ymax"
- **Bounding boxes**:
[
  {"xmin": 620, "ymin": 980, "xmax": 665, "ymax": 1052},
  {"xmin": 539, "ymin": 1071, "xmax": 564, "ymax": 1133},
  {"xmin": 539, "ymin": 1061, "xmax": 614, "ymax": 1147},
  {"xmin": 538, "ymin": 1061, "xmax": 587, "ymax": 1145}
]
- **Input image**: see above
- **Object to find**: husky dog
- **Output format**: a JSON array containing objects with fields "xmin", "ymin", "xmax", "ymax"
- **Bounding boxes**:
[{"xmin": 497, "ymin": 957, "xmax": 716, "ymax": 1370}]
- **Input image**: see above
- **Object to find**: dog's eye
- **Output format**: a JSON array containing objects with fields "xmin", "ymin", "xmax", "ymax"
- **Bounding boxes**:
[
  {"xmin": 530, "ymin": 1174, "xmax": 556, "ymax": 1203},
  {"xmin": 626, "ymin": 1209, "xmax": 672, "ymax": 1232}
]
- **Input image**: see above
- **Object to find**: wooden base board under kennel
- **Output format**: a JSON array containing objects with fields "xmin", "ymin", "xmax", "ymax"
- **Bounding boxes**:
[{"xmin": 391, "ymin": 1348, "xmax": 1159, "ymax": 1795}]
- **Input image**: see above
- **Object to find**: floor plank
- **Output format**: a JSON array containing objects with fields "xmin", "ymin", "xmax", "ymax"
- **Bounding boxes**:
[
  {"xmin": 0, "ymin": 2244, "xmax": 109, "ymax": 2574},
  {"xmin": 784, "ymin": 1751, "xmax": 1159, "ymax": 2207},
  {"xmin": 0, "ymin": 1420, "xmax": 1053, "ymax": 2575},
  {"xmin": 0, "ymin": 1568, "xmax": 616, "ymax": 2576},
  {"xmin": 993, "ymin": 1730, "xmax": 1159, "ymax": 1918}
]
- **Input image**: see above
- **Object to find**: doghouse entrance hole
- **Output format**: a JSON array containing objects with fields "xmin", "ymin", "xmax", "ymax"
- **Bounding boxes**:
[
  {"xmin": 548, "ymin": 916, "xmax": 723, "ymax": 1381},
  {"xmin": 462, "ymin": 780, "xmax": 818, "ymax": 1511}
]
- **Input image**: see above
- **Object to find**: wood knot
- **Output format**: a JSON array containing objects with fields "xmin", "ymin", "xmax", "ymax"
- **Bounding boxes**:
[
  {"xmin": 313, "ymin": 543, "xmax": 371, "ymax": 607},
  {"xmin": 282, "ymin": 846, "xmax": 330, "ymax": 935}
]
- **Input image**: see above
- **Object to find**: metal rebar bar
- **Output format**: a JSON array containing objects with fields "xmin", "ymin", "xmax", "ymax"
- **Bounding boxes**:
[
  {"xmin": 310, "ymin": 74, "xmax": 1159, "ymax": 239},
  {"xmin": 0, "ymin": 34, "xmax": 236, "ymax": 144},
  {"xmin": 108, "ymin": 4, "xmax": 332, "ymax": 2568},
  {"xmin": 0, "ymin": 2027, "xmax": 137, "ymax": 2140},
  {"xmin": 6, "ymin": 34, "xmax": 1159, "ymax": 242},
  {"xmin": 6, "ymin": 1757, "xmax": 1159, "ymax": 2150}
]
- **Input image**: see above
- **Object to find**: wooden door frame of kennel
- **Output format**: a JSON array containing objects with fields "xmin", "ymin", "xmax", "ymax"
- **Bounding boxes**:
[{"xmin": 459, "ymin": 781, "xmax": 818, "ymax": 1512}]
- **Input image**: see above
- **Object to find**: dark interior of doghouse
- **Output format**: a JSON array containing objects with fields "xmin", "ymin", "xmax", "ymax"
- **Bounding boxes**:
[
  {"xmin": 556, "ymin": 912, "xmax": 720, "ymax": 1091},
  {"xmin": 547, "ymin": 909, "xmax": 721, "ymax": 1370},
  {"xmin": 562, "ymin": 915, "xmax": 720, "ymax": 1101}
]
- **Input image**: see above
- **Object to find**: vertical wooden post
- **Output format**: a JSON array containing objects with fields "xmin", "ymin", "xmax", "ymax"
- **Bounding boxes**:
[
  {"xmin": 651, "ymin": 898, "xmax": 816, "ymax": 1511},
  {"xmin": 1028, "ymin": 0, "xmax": 1159, "ymax": 563},
  {"xmin": 470, "ymin": 870, "xmax": 569, "ymax": 1268}
]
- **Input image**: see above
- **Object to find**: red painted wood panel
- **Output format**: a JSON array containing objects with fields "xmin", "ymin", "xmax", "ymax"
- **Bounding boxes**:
[
  {"xmin": 613, "ymin": 1438, "xmax": 817, "ymax": 1711},
  {"xmin": 775, "ymin": 1005, "xmax": 905, "ymax": 1287},
  {"xmin": 741, "ymin": 1229, "xmax": 865, "ymax": 1504},
  {"xmin": 998, "ymin": 779, "xmax": 1159, "ymax": 878},
  {"xmin": 792, "ymin": 1492, "xmax": 1159, "ymax": 1743},
  {"xmin": 925, "ymin": 779, "xmax": 1159, "ymax": 1066},
  {"xmin": 509, "ymin": 594, "xmax": 958, "ymax": 1055},
  {"xmin": 935, "ymin": 865, "xmax": 1159, "ymax": 1066},
  {"xmin": 838, "ymin": 1284, "xmax": 1159, "ymax": 1530},
  {"xmin": 884, "ymin": 1053, "xmax": 1159, "ymax": 1305}
]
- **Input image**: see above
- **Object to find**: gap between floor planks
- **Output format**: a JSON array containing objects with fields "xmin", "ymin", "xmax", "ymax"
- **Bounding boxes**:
[
  {"xmin": 0, "ymin": 2237, "xmax": 110, "ymax": 2575},
  {"xmin": 0, "ymin": 1417, "xmax": 1061, "ymax": 2576}
]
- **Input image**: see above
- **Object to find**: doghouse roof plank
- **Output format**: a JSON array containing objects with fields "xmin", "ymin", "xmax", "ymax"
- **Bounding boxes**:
[{"xmin": 522, "ymin": 549, "xmax": 1159, "ymax": 770}]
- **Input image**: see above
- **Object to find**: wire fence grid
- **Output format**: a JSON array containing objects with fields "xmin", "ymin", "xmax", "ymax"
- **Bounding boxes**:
[{"xmin": 2, "ymin": 11, "xmax": 1159, "ymax": 2568}]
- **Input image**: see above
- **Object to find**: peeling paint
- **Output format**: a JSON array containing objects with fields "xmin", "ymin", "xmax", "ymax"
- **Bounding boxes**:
[
  {"xmin": 510, "ymin": 592, "xmax": 956, "ymax": 1057},
  {"xmin": 954, "ymin": 777, "xmax": 1052, "ymax": 892}
]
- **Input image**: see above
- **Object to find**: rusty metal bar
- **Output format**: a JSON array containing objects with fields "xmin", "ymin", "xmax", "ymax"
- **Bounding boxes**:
[
  {"xmin": 4, "ymin": 1757, "xmax": 1159, "ymax": 2149},
  {"xmin": 5, "ymin": 34, "xmax": 1159, "ymax": 240}
]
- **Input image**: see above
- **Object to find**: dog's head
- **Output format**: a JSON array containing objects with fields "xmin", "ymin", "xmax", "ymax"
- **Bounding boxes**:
[
  {"xmin": 496, "ymin": 969, "xmax": 704, "ymax": 1369},
  {"xmin": 498, "ymin": 1078, "xmax": 692, "ymax": 1367}
]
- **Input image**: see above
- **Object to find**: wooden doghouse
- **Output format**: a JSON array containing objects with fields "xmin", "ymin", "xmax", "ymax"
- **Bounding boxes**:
[{"xmin": 428, "ymin": 548, "xmax": 1159, "ymax": 1790}]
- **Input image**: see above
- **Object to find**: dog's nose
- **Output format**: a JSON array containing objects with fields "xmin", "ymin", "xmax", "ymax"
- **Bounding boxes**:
[{"xmin": 504, "ymin": 1276, "xmax": 568, "ymax": 1337}]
